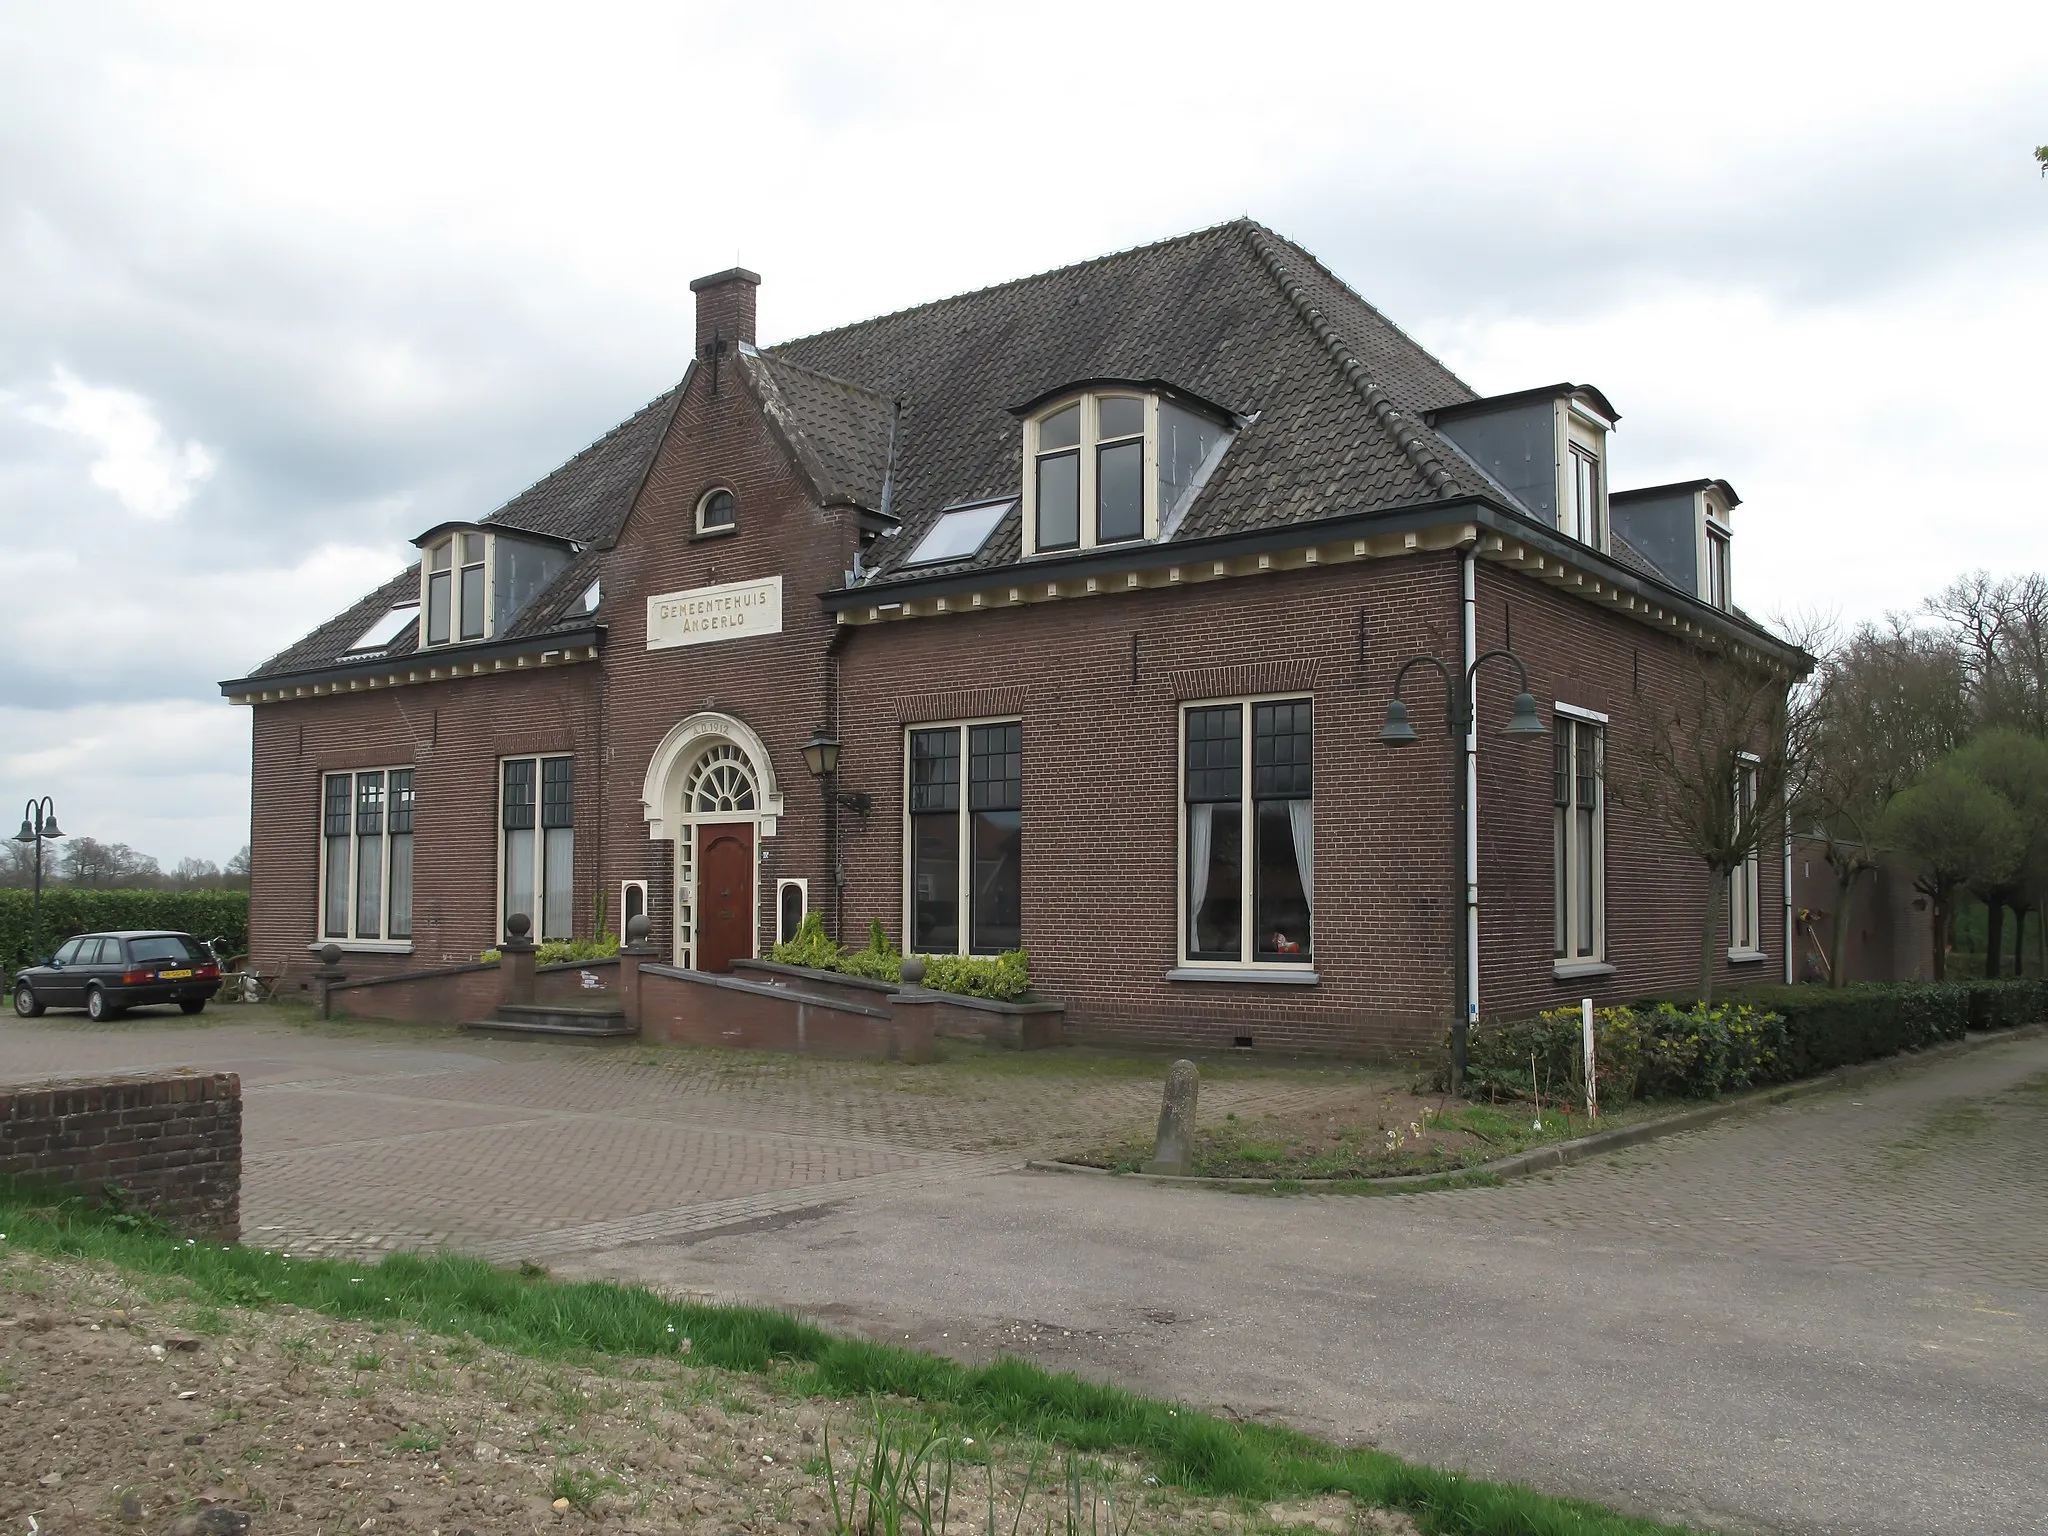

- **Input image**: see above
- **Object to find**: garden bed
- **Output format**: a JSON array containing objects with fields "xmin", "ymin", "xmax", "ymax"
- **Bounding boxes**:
[{"xmin": 1065, "ymin": 1084, "xmax": 1670, "ymax": 1180}]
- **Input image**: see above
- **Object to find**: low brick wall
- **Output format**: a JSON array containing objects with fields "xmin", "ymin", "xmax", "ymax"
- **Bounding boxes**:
[
  {"xmin": 0, "ymin": 1072, "xmax": 241, "ymax": 1241},
  {"xmin": 636, "ymin": 966, "xmax": 907, "ymax": 1058},
  {"xmin": 535, "ymin": 957, "xmax": 620, "ymax": 1004},
  {"xmin": 324, "ymin": 962, "xmax": 502, "ymax": 1024}
]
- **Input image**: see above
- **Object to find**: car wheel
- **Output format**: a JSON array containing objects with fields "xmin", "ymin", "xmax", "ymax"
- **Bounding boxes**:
[
  {"xmin": 179, "ymin": 998, "xmax": 207, "ymax": 1015},
  {"xmin": 85, "ymin": 985, "xmax": 120, "ymax": 1021},
  {"xmin": 12, "ymin": 983, "xmax": 44, "ymax": 1018}
]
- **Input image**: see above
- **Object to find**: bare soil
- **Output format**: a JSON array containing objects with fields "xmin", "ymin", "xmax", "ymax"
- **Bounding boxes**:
[{"xmin": 0, "ymin": 1248, "xmax": 1413, "ymax": 1536}]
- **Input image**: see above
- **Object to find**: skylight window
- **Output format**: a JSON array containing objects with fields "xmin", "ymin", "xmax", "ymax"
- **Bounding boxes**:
[
  {"xmin": 903, "ymin": 499, "xmax": 1013, "ymax": 567},
  {"xmin": 578, "ymin": 578, "xmax": 601, "ymax": 614},
  {"xmin": 346, "ymin": 604, "xmax": 419, "ymax": 655}
]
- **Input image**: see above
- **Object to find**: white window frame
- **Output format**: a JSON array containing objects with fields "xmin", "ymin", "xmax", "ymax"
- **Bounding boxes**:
[
  {"xmin": 775, "ymin": 877, "xmax": 809, "ymax": 945},
  {"xmin": 901, "ymin": 716, "xmax": 1023, "ymax": 957},
  {"xmin": 421, "ymin": 528, "xmax": 496, "ymax": 647},
  {"xmin": 1559, "ymin": 401, "xmax": 1609, "ymax": 551},
  {"xmin": 1730, "ymin": 756, "xmax": 1763, "ymax": 958},
  {"xmin": 317, "ymin": 766, "xmax": 416, "ymax": 951},
  {"xmin": 1553, "ymin": 705, "xmax": 1606, "ymax": 966},
  {"xmin": 1704, "ymin": 520, "xmax": 1732, "ymax": 610},
  {"xmin": 618, "ymin": 878, "xmax": 648, "ymax": 937},
  {"xmin": 696, "ymin": 486, "xmax": 738, "ymax": 536},
  {"xmin": 1176, "ymin": 693, "xmax": 1316, "ymax": 974},
  {"xmin": 1021, "ymin": 392, "xmax": 1159, "ymax": 556},
  {"xmin": 497, "ymin": 753, "xmax": 576, "ymax": 943}
]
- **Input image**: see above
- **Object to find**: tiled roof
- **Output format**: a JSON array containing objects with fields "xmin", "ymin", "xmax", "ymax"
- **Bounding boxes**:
[
  {"xmin": 1609, "ymin": 528, "xmax": 1671, "ymax": 585},
  {"xmin": 768, "ymin": 219, "xmax": 1491, "ymax": 581},
  {"xmin": 243, "ymin": 220, "xmax": 1517, "ymax": 681},
  {"xmin": 246, "ymin": 568, "xmax": 425, "ymax": 679},
  {"xmin": 736, "ymin": 349, "xmax": 895, "ymax": 513}
]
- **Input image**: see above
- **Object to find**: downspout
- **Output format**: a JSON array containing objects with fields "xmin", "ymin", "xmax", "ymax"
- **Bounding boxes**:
[
  {"xmin": 1783, "ymin": 798, "xmax": 1795, "ymax": 984},
  {"xmin": 1462, "ymin": 547, "xmax": 1480, "ymax": 1029}
]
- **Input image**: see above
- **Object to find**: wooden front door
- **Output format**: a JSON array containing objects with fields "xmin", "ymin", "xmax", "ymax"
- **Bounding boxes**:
[{"xmin": 695, "ymin": 822, "xmax": 755, "ymax": 974}]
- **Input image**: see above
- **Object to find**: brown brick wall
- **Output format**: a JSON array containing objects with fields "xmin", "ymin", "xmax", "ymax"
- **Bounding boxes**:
[
  {"xmin": 242, "ymin": 355, "xmax": 1793, "ymax": 1060},
  {"xmin": 322, "ymin": 964, "xmax": 503, "ymax": 1025},
  {"xmin": 1472, "ymin": 561, "xmax": 1788, "ymax": 1018},
  {"xmin": 0, "ymin": 1072, "xmax": 241, "ymax": 1241}
]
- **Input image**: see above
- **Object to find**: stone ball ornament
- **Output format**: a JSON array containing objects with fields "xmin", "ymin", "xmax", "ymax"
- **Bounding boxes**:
[
  {"xmin": 317, "ymin": 944, "xmax": 342, "ymax": 967},
  {"xmin": 899, "ymin": 955, "xmax": 927, "ymax": 987},
  {"xmin": 626, "ymin": 914, "xmax": 651, "ymax": 944},
  {"xmin": 505, "ymin": 912, "xmax": 532, "ymax": 939}
]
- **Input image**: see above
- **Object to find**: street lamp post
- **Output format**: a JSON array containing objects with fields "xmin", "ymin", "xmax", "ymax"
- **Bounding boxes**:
[
  {"xmin": 1378, "ymin": 651, "xmax": 1546, "ymax": 1090},
  {"xmin": 13, "ymin": 797, "xmax": 65, "ymax": 966}
]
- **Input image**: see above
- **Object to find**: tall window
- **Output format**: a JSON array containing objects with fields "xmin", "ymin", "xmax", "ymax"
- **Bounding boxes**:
[
  {"xmin": 1706, "ymin": 525, "xmax": 1732, "ymax": 610},
  {"xmin": 321, "ymin": 768, "xmax": 414, "ymax": 943},
  {"xmin": 501, "ymin": 755, "xmax": 574, "ymax": 940},
  {"xmin": 425, "ymin": 542, "xmax": 452, "ymax": 645},
  {"xmin": 420, "ymin": 528, "xmax": 567, "ymax": 647},
  {"xmin": 1731, "ymin": 760, "xmax": 1761, "ymax": 953},
  {"xmin": 1183, "ymin": 698, "xmax": 1313, "ymax": 967},
  {"xmin": 1024, "ymin": 391, "xmax": 1232, "ymax": 555},
  {"xmin": 1553, "ymin": 719, "xmax": 1603, "ymax": 963},
  {"xmin": 1565, "ymin": 443, "xmax": 1601, "ymax": 545},
  {"xmin": 907, "ymin": 721, "xmax": 1021, "ymax": 955}
]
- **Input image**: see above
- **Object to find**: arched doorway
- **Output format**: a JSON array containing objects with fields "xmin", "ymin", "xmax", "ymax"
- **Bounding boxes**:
[{"xmin": 640, "ymin": 714, "xmax": 783, "ymax": 971}]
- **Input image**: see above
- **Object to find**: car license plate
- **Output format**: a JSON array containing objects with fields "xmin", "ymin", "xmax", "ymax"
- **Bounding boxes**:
[{"xmin": 160, "ymin": 969, "xmax": 192, "ymax": 980}]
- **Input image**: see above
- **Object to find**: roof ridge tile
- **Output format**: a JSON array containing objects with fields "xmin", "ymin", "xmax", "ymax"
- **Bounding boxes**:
[{"xmin": 1239, "ymin": 222, "xmax": 1462, "ymax": 500}]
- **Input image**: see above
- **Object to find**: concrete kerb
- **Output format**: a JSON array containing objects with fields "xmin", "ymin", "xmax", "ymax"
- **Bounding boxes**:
[{"xmin": 1024, "ymin": 1023, "xmax": 2048, "ymax": 1191}]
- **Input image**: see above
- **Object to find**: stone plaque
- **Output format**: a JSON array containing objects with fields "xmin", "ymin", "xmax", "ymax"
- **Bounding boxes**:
[{"xmin": 646, "ymin": 575, "xmax": 784, "ymax": 651}]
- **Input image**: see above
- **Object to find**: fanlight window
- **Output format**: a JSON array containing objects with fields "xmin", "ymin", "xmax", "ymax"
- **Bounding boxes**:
[{"xmin": 686, "ymin": 744, "xmax": 757, "ymax": 813}]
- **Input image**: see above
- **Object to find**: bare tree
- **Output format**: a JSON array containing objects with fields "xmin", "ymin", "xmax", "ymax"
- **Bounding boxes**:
[
  {"xmin": 59, "ymin": 837, "xmax": 162, "ymax": 888},
  {"xmin": 1925, "ymin": 571, "xmax": 2048, "ymax": 737},
  {"xmin": 170, "ymin": 856, "xmax": 222, "ymax": 890},
  {"xmin": 1798, "ymin": 617, "xmax": 1974, "ymax": 983},
  {"xmin": 1622, "ymin": 640, "xmax": 1807, "ymax": 1003},
  {"xmin": 224, "ymin": 845, "xmax": 251, "ymax": 890}
]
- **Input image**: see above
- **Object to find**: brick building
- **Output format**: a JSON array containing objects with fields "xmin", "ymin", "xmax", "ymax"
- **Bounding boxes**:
[{"xmin": 223, "ymin": 221, "xmax": 1805, "ymax": 1056}]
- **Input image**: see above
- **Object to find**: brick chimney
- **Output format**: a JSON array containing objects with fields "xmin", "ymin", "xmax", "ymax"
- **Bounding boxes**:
[{"xmin": 690, "ymin": 267, "xmax": 761, "ymax": 359}]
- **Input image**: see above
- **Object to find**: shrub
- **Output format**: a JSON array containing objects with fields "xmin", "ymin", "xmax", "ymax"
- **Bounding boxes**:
[
  {"xmin": 537, "ymin": 932, "xmax": 621, "ymax": 967},
  {"xmin": 1463, "ymin": 1001, "xmax": 1786, "ymax": 1104},
  {"xmin": 0, "ymin": 888, "xmax": 250, "ymax": 971},
  {"xmin": 767, "ymin": 913, "xmax": 1033, "ymax": 1001}
]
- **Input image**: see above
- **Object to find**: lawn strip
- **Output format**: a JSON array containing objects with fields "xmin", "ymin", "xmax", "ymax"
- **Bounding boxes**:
[{"xmin": 0, "ymin": 1182, "xmax": 1690, "ymax": 1536}]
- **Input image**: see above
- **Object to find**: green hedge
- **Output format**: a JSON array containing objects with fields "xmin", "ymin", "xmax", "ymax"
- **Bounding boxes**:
[
  {"xmin": 1471, "ymin": 974, "xmax": 2047, "ymax": 1106},
  {"xmin": 769, "ymin": 914, "xmax": 1033, "ymax": 1002},
  {"xmin": 0, "ymin": 889, "xmax": 250, "ymax": 973}
]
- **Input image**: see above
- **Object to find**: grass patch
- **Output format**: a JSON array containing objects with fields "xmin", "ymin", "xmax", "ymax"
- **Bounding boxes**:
[{"xmin": 0, "ymin": 1178, "xmax": 1687, "ymax": 1536}]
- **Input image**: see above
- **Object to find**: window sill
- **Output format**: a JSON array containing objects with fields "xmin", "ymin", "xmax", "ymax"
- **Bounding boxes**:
[
  {"xmin": 1165, "ymin": 966, "xmax": 1319, "ymax": 986},
  {"xmin": 691, "ymin": 525, "xmax": 739, "ymax": 542},
  {"xmin": 307, "ymin": 940, "xmax": 415, "ymax": 956},
  {"xmin": 1552, "ymin": 961, "xmax": 1616, "ymax": 980},
  {"xmin": 1726, "ymin": 948, "xmax": 1768, "ymax": 965}
]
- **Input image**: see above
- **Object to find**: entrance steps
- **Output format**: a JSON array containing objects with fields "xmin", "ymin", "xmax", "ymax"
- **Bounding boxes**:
[{"xmin": 462, "ymin": 1002, "xmax": 636, "ymax": 1040}]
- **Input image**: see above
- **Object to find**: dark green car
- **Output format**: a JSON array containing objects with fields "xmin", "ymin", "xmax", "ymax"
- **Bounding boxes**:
[{"xmin": 12, "ymin": 931, "xmax": 223, "ymax": 1021}]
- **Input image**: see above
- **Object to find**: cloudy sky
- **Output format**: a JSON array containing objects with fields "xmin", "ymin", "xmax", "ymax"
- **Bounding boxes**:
[{"xmin": 1, "ymin": 0, "xmax": 2043, "ymax": 867}]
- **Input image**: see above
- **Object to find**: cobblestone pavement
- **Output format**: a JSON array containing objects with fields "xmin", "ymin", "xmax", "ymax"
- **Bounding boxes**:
[{"xmin": 0, "ymin": 1009, "xmax": 1384, "ymax": 1258}]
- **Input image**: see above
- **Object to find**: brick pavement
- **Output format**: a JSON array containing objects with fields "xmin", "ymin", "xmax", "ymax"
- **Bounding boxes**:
[{"xmin": 0, "ymin": 1009, "xmax": 1383, "ymax": 1259}]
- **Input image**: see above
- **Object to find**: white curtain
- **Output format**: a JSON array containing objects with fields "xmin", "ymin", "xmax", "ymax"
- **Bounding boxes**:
[
  {"xmin": 1187, "ymin": 803, "xmax": 1214, "ymax": 942},
  {"xmin": 1288, "ymin": 799, "xmax": 1314, "ymax": 910}
]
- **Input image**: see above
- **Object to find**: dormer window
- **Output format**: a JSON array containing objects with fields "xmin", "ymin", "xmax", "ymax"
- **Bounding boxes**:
[
  {"xmin": 418, "ymin": 525, "xmax": 572, "ymax": 648},
  {"xmin": 1561, "ymin": 399, "xmax": 1610, "ymax": 549},
  {"xmin": 1022, "ymin": 388, "xmax": 1232, "ymax": 557}
]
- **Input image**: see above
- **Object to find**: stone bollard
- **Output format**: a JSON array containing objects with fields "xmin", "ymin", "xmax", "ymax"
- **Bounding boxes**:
[
  {"xmin": 499, "ymin": 912, "xmax": 537, "ymax": 1007},
  {"xmin": 617, "ymin": 914, "xmax": 654, "ymax": 1030},
  {"xmin": 313, "ymin": 943, "xmax": 347, "ymax": 1020},
  {"xmin": 1143, "ymin": 1059, "xmax": 1200, "ymax": 1175},
  {"xmin": 886, "ymin": 956, "xmax": 938, "ymax": 1064}
]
